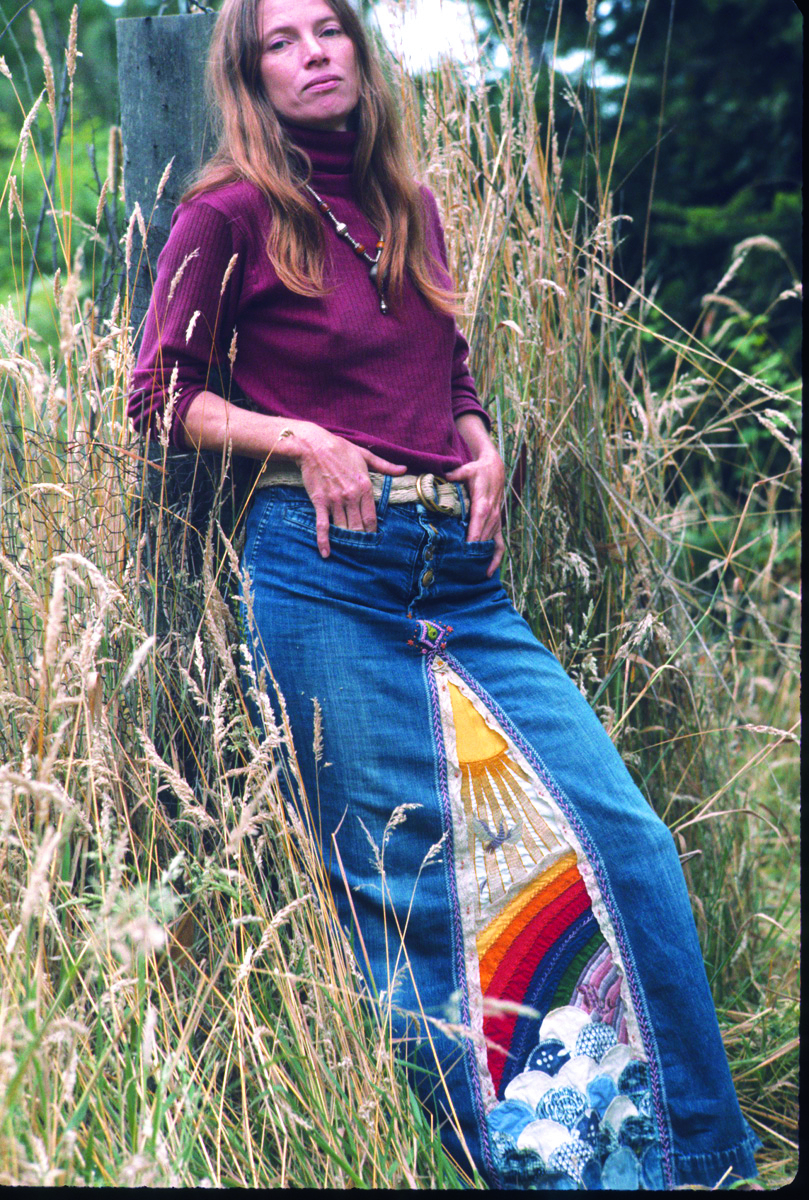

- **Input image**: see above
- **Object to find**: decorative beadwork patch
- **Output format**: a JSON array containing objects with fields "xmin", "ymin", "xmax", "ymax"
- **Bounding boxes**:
[
  {"xmin": 409, "ymin": 617, "xmax": 452, "ymax": 656},
  {"xmin": 430, "ymin": 658, "xmax": 662, "ymax": 1189}
]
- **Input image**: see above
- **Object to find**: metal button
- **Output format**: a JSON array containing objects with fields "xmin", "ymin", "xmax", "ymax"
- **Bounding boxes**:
[
  {"xmin": 424, "ymin": 547, "xmax": 435, "ymax": 561},
  {"xmin": 421, "ymin": 568, "xmax": 434, "ymax": 587}
]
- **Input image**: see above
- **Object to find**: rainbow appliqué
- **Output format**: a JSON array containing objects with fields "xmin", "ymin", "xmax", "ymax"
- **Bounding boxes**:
[{"xmin": 431, "ymin": 656, "xmax": 664, "ymax": 1190}]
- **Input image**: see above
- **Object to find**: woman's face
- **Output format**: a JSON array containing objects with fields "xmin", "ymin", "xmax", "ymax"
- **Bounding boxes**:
[{"xmin": 257, "ymin": 0, "xmax": 361, "ymax": 131}]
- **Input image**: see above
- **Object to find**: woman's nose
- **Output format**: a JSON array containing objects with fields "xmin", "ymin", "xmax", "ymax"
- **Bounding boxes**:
[{"xmin": 301, "ymin": 34, "xmax": 329, "ymax": 64}]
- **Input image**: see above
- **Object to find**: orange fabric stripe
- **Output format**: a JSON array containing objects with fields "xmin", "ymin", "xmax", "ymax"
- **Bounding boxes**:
[
  {"xmin": 477, "ymin": 850, "xmax": 577, "ymax": 956},
  {"xmin": 478, "ymin": 862, "xmax": 582, "ymax": 991}
]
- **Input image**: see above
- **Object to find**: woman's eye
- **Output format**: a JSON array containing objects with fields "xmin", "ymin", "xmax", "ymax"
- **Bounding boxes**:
[
  {"xmin": 321, "ymin": 25, "xmax": 343, "ymax": 37},
  {"xmin": 266, "ymin": 39, "xmax": 289, "ymax": 53}
]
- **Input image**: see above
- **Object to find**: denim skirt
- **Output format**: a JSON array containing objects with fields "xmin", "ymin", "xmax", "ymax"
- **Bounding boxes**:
[{"xmin": 239, "ymin": 479, "xmax": 760, "ymax": 1189}]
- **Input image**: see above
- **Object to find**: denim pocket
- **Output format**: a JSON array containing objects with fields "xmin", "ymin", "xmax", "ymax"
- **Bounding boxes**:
[
  {"xmin": 281, "ymin": 501, "xmax": 384, "ymax": 548},
  {"xmin": 459, "ymin": 537, "xmax": 496, "ymax": 557}
]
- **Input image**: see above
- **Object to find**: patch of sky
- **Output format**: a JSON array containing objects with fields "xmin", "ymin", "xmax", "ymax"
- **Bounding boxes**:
[
  {"xmin": 371, "ymin": 0, "xmax": 510, "ymax": 80},
  {"xmin": 551, "ymin": 46, "xmax": 624, "ymax": 91},
  {"xmin": 372, "ymin": 1, "xmax": 624, "ymax": 93}
]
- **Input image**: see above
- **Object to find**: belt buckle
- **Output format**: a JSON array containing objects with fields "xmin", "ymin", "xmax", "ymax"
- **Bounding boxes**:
[{"xmin": 415, "ymin": 474, "xmax": 454, "ymax": 514}]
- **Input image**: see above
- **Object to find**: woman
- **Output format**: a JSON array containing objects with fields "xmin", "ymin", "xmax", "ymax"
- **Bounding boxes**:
[{"xmin": 129, "ymin": 0, "xmax": 760, "ymax": 1188}]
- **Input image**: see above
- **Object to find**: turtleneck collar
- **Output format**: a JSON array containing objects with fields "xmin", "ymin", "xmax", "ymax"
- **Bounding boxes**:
[{"xmin": 284, "ymin": 123, "xmax": 356, "ymax": 198}]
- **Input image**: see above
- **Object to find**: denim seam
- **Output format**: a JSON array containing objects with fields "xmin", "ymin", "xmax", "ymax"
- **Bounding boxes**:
[
  {"xmin": 243, "ymin": 490, "xmax": 277, "ymax": 584},
  {"xmin": 424, "ymin": 656, "xmax": 501, "ymax": 1186},
  {"xmin": 443, "ymin": 651, "xmax": 675, "ymax": 1189}
]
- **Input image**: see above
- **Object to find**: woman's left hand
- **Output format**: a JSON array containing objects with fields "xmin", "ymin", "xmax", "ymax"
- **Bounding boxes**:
[{"xmin": 446, "ymin": 415, "xmax": 506, "ymax": 577}]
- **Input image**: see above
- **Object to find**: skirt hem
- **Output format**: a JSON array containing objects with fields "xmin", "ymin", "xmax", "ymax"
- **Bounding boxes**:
[{"xmin": 671, "ymin": 1128, "xmax": 761, "ymax": 1187}]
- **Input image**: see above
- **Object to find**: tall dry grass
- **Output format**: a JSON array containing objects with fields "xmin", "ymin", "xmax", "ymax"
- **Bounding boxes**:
[{"xmin": 0, "ymin": 1, "xmax": 800, "ymax": 1187}]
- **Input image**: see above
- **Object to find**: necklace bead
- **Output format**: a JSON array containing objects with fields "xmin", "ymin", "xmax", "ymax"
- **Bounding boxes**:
[{"xmin": 304, "ymin": 182, "xmax": 389, "ymax": 316}]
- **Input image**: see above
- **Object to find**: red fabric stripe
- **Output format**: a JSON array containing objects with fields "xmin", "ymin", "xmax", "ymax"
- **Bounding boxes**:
[
  {"xmin": 483, "ymin": 878, "xmax": 591, "ymax": 1091},
  {"xmin": 479, "ymin": 863, "xmax": 581, "ymax": 989}
]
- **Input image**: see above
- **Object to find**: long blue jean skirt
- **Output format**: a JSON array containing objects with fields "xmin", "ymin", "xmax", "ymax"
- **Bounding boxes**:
[{"xmin": 240, "ymin": 480, "xmax": 760, "ymax": 1189}]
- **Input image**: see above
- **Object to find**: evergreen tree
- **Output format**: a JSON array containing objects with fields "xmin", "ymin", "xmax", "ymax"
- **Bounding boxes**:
[{"xmin": 521, "ymin": 0, "xmax": 802, "ymax": 354}]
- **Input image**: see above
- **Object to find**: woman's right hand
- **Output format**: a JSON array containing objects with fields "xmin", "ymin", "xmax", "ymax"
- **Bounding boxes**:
[
  {"xmin": 295, "ymin": 423, "xmax": 407, "ymax": 558},
  {"xmin": 179, "ymin": 395, "xmax": 405, "ymax": 559}
]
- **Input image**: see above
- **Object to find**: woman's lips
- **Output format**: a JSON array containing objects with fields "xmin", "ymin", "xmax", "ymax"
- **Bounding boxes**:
[{"xmin": 304, "ymin": 76, "xmax": 342, "ymax": 92}]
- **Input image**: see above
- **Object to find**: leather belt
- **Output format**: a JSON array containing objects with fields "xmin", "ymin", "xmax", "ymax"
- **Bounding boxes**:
[{"xmin": 254, "ymin": 463, "xmax": 466, "ymax": 516}]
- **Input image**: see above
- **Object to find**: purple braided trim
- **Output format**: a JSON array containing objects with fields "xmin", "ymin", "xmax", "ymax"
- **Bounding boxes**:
[
  {"xmin": 424, "ymin": 659, "xmax": 500, "ymax": 1185},
  {"xmin": 444, "ymin": 653, "xmax": 675, "ymax": 1190}
]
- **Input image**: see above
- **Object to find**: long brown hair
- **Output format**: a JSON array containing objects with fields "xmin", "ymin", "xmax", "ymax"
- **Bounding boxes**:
[{"xmin": 184, "ymin": 0, "xmax": 454, "ymax": 312}]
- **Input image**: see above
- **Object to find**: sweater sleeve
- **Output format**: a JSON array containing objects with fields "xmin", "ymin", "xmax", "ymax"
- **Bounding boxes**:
[
  {"xmin": 420, "ymin": 186, "xmax": 491, "ymax": 431},
  {"xmin": 128, "ymin": 198, "xmax": 249, "ymax": 449}
]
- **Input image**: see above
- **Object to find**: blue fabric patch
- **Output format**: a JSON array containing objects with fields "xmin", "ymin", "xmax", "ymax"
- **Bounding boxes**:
[
  {"xmin": 587, "ymin": 1073, "xmax": 618, "ymax": 1119},
  {"xmin": 618, "ymin": 1059, "xmax": 649, "ymax": 1098},
  {"xmin": 489, "ymin": 1064, "xmax": 662, "ymax": 1188},
  {"xmin": 574, "ymin": 1021, "xmax": 618, "ymax": 1062},
  {"xmin": 490, "ymin": 1128, "xmax": 515, "ymax": 1158},
  {"xmin": 525, "ymin": 1037, "xmax": 570, "ymax": 1076},
  {"xmin": 641, "ymin": 1144, "xmax": 665, "ymax": 1190},
  {"xmin": 595, "ymin": 1122, "xmax": 620, "ymax": 1161},
  {"xmin": 581, "ymin": 1157, "xmax": 603, "ymax": 1189},
  {"xmin": 537, "ymin": 1086, "xmax": 587, "ymax": 1129},
  {"xmin": 487, "ymin": 1098, "xmax": 537, "ymax": 1141},
  {"xmin": 491, "ymin": 1138, "xmax": 547, "ymax": 1188},
  {"xmin": 574, "ymin": 1110, "xmax": 601, "ymax": 1149},
  {"xmin": 601, "ymin": 1145, "xmax": 641, "ymax": 1190},
  {"xmin": 548, "ymin": 1140, "xmax": 591, "ymax": 1184},
  {"xmin": 618, "ymin": 1113, "xmax": 658, "ymax": 1155}
]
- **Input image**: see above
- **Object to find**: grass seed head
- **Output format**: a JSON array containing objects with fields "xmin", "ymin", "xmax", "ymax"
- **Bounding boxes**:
[{"xmin": 29, "ymin": 10, "xmax": 56, "ymax": 115}]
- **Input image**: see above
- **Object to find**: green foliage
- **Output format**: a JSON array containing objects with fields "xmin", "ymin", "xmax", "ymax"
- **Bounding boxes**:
[
  {"xmin": 0, "ymin": 0, "xmax": 159, "ymax": 306},
  {"xmin": 0, "ymin": 0, "xmax": 158, "ymax": 120},
  {"xmin": 1, "ymin": 106, "xmax": 115, "ymax": 342},
  {"xmin": 521, "ymin": 0, "xmax": 802, "ymax": 357}
]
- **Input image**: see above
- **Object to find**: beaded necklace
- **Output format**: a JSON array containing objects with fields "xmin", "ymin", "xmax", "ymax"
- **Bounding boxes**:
[{"xmin": 304, "ymin": 183, "xmax": 389, "ymax": 314}]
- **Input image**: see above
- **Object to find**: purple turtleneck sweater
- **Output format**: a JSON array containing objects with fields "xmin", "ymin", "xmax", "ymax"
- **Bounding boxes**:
[{"xmin": 128, "ymin": 126, "xmax": 489, "ymax": 473}]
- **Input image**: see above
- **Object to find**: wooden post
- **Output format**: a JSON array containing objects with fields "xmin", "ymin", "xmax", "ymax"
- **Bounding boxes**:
[
  {"xmin": 116, "ymin": 11, "xmax": 218, "ymax": 342},
  {"xmin": 114, "ymin": 12, "xmax": 244, "ymax": 841},
  {"xmin": 114, "ymin": 12, "xmax": 251, "ymax": 632}
]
